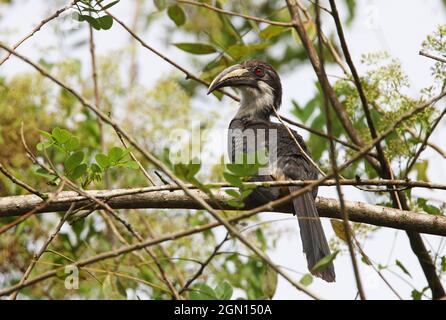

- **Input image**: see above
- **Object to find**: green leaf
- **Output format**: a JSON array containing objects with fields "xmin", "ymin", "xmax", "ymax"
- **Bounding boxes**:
[
  {"xmin": 411, "ymin": 288, "xmax": 428, "ymax": 300},
  {"xmin": 36, "ymin": 140, "xmax": 53, "ymax": 151},
  {"xmin": 223, "ymin": 172, "xmax": 243, "ymax": 188},
  {"xmin": 226, "ymin": 163, "xmax": 247, "ymax": 177},
  {"xmin": 259, "ymin": 25, "xmax": 289, "ymax": 40},
  {"xmin": 441, "ymin": 256, "xmax": 446, "ymax": 272},
  {"xmin": 70, "ymin": 164, "xmax": 87, "ymax": 180},
  {"xmin": 90, "ymin": 163, "xmax": 102, "ymax": 173},
  {"xmin": 167, "ymin": 5, "xmax": 186, "ymax": 26},
  {"xmin": 395, "ymin": 259, "xmax": 412, "ymax": 278},
  {"xmin": 225, "ymin": 189, "xmax": 240, "ymax": 198},
  {"xmin": 211, "ymin": 90, "xmax": 223, "ymax": 100},
  {"xmin": 116, "ymin": 277, "xmax": 127, "ymax": 298},
  {"xmin": 299, "ymin": 274, "xmax": 313, "ymax": 286},
  {"xmin": 108, "ymin": 147, "xmax": 124, "ymax": 163},
  {"xmin": 344, "ymin": 0, "xmax": 357, "ymax": 25},
  {"xmin": 417, "ymin": 198, "xmax": 441, "ymax": 215},
  {"xmin": 52, "ymin": 127, "xmax": 71, "ymax": 144},
  {"xmin": 262, "ymin": 265, "xmax": 278, "ymax": 299},
  {"xmin": 240, "ymin": 188, "xmax": 253, "ymax": 199},
  {"xmin": 65, "ymin": 137, "xmax": 80, "ymax": 152},
  {"xmin": 154, "ymin": 0, "xmax": 167, "ymax": 10},
  {"xmin": 311, "ymin": 250, "xmax": 339, "ymax": 273},
  {"xmin": 101, "ymin": 0, "xmax": 120, "ymax": 10},
  {"xmin": 173, "ymin": 163, "xmax": 187, "ymax": 179},
  {"xmin": 292, "ymin": 99, "xmax": 316, "ymax": 123},
  {"xmin": 98, "ymin": 15, "xmax": 113, "ymax": 30},
  {"xmin": 330, "ymin": 219, "xmax": 348, "ymax": 242},
  {"xmin": 78, "ymin": 15, "xmax": 101, "ymax": 30},
  {"xmin": 174, "ymin": 43, "xmax": 217, "ymax": 55},
  {"xmin": 415, "ymin": 160, "xmax": 429, "ymax": 181},
  {"xmin": 64, "ymin": 151, "xmax": 84, "ymax": 172},
  {"xmin": 96, "ymin": 153, "xmax": 110, "ymax": 168},
  {"xmin": 215, "ymin": 281, "xmax": 233, "ymax": 300},
  {"xmin": 189, "ymin": 283, "xmax": 217, "ymax": 300},
  {"xmin": 34, "ymin": 167, "xmax": 56, "ymax": 180},
  {"xmin": 39, "ymin": 130, "xmax": 53, "ymax": 140},
  {"xmin": 125, "ymin": 161, "xmax": 139, "ymax": 170},
  {"xmin": 186, "ymin": 162, "xmax": 201, "ymax": 179},
  {"xmin": 226, "ymin": 43, "xmax": 269, "ymax": 61},
  {"xmin": 226, "ymin": 199, "xmax": 244, "ymax": 208}
]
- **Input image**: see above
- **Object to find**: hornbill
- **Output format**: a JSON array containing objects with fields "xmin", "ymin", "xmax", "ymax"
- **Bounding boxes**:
[{"xmin": 207, "ymin": 60, "xmax": 336, "ymax": 282}]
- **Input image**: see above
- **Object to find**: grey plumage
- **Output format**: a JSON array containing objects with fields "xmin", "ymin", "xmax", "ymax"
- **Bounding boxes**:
[{"xmin": 209, "ymin": 60, "xmax": 336, "ymax": 282}]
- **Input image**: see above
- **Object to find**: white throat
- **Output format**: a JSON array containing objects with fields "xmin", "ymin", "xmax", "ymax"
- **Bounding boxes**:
[{"xmin": 235, "ymin": 82, "xmax": 275, "ymax": 120}]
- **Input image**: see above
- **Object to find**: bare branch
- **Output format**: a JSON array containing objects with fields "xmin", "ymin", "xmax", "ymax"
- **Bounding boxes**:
[
  {"xmin": 420, "ymin": 50, "xmax": 446, "ymax": 63},
  {"xmin": 1, "ymin": 189, "xmax": 446, "ymax": 236}
]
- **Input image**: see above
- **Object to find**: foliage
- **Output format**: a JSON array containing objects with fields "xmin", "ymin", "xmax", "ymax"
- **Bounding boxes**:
[
  {"xmin": 35, "ymin": 127, "xmax": 138, "ymax": 187},
  {"xmin": 75, "ymin": 0, "xmax": 120, "ymax": 30}
]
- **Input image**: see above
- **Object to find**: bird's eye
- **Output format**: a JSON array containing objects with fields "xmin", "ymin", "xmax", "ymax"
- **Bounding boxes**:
[{"xmin": 254, "ymin": 67, "xmax": 265, "ymax": 77}]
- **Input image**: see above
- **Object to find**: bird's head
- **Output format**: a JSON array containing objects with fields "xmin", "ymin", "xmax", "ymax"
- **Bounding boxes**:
[{"xmin": 207, "ymin": 60, "xmax": 282, "ymax": 119}]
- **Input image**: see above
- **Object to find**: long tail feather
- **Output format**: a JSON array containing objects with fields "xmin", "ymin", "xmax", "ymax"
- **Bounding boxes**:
[{"xmin": 290, "ymin": 186, "xmax": 336, "ymax": 282}]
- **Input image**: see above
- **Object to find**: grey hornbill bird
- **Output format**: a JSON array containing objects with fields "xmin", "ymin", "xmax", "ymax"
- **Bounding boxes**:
[{"xmin": 208, "ymin": 60, "xmax": 336, "ymax": 282}]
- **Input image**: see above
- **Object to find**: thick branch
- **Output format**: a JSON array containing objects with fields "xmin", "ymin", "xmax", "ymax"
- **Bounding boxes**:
[{"xmin": 1, "ymin": 189, "xmax": 446, "ymax": 236}]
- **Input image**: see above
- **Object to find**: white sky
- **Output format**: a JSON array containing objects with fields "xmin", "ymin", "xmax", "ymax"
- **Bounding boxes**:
[{"xmin": 0, "ymin": 0, "xmax": 445, "ymax": 300}]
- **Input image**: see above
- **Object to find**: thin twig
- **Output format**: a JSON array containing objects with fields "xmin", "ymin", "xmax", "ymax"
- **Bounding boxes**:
[
  {"xmin": 177, "ymin": 0, "xmax": 294, "ymax": 27},
  {"xmin": 420, "ymin": 50, "xmax": 446, "ymax": 64},
  {"xmin": 106, "ymin": 10, "xmax": 239, "ymax": 101},
  {"xmin": 178, "ymin": 233, "xmax": 229, "ymax": 295},
  {"xmin": 405, "ymin": 106, "xmax": 446, "ymax": 176},
  {"xmin": 0, "ymin": 163, "xmax": 46, "ymax": 199},
  {"xmin": 115, "ymin": 131, "xmax": 157, "ymax": 185},
  {"xmin": 141, "ymin": 218, "xmax": 187, "ymax": 288},
  {"xmin": 279, "ymin": 115, "xmax": 377, "ymax": 157},
  {"xmin": 273, "ymin": 107, "xmax": 327, "ymax": 177},
  {"xmin": 296, "ymin": 0, "xmax": 349, "ymax": 74},
  {"xmin": 0, "ymin": 0, "xmax": 79, "ymax": 66},
  {"xmin": 10, "ymin": 201, "xmax": 74, "ymax": 299}
]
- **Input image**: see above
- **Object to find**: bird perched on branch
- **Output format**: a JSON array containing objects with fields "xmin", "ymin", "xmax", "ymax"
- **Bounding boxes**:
[{"xmin": 207, "ymin": 60, "xmax": 335, "ymax": 282}]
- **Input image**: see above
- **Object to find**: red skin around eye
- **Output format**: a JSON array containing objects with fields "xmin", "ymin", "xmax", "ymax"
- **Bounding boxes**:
[{"xmin": 255, "ymin": 68, "xmax": 264, "ymax": 76}]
